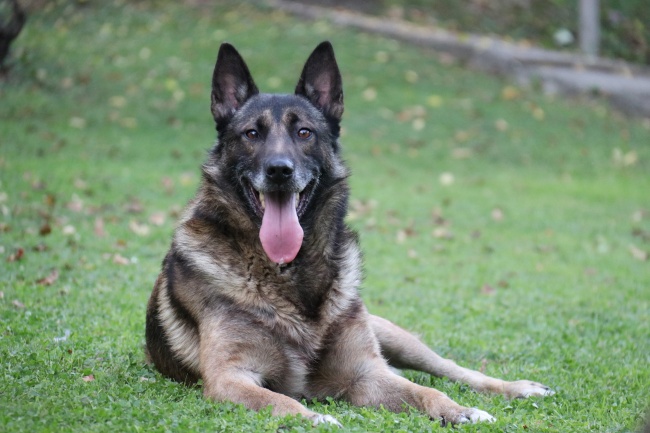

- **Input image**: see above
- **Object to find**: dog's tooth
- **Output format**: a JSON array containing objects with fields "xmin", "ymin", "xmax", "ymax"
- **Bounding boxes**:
[
  {"xmin": 260, "ymin": 193, "xmax": 265, "ymax": 210},
  {"xmin": 295, "ymin": 193, "xmax": 300, "ymax": 209}
]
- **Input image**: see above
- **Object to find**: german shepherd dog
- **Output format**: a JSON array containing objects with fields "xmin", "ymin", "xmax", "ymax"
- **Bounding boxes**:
[{"xmin": 145, "ymin": 42, "xmax": 553, "ymax": 427}]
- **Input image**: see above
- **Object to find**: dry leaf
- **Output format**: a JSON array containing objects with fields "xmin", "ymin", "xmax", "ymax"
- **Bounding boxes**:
[
  {"xmin": 180, "ymin": 172, "xmax": 195, "ymax": 186},
  {"xmin": 129, "ymin": 220, "xmax": 150, "ymax": 236},
  {"xmin": 495, "ymin": 119, "xmax": 509, "ymax": 131},
  {"xmin": 82, "ymin": 375, "xmax": 95, "ymax": 382},
  {"xmin": 362, "ymin": 87, "xmax": 377, "ymax": 101},
  {"xmin": 112, "ymin": 254, "xmax": 130, "ymax": 266},
  {"xmin": 67, "ymin": 194, "xmax": 84, "ymax": 212},
  {"xmin": 481, "ymin": 284, "xmax": 496, "ymax": 295},
  {"xmin": 439, "ymin": 172, "xmax": 455, "ymax": 186},
  {"xmin": 125, "ymin": 198, "xmax": 144, "ymax": 214},
  {"xmin": 149, "ymin": 212, "xmax": 166, "ymax": 226},
  {"xmin": 161, "ymin": 176, "xmax": 174, "ymax": 194},
  {"xmin": 39, "ymin": 223, "xmax": 52, "ymax": 236},
  {"xmin": 7, "ymin": 248, "xmax": 24, "ymax": 262},
  {"xmin": 501, "ymin": 86, "xmax": 521, "ymax": 101},
  {"xmin": 36, "ymin": 269, "xmax": 59, "ymax": 286},
  {"xmin": 94, "ymin": 217, "xmax": 106, "ymax": 237},
  {"xmin": 491, "ymin": 208, "xmax": 504, "ymax": 221},
  {"xmin": 396, "ymin": 229, "xmax": 407, "ymax": 244},
  {"xmin": 63, "ymin": 225, "xmax": 76, "ymax": 235},
  {"xmin": 452, "ymin": 147, "xmax": 473, "ymax": 159},
  {"xmin": 629, "ymin": 245, "xmax": 648, "ymax": 261},
  {"xmin": 432, "ymin": 227, "xmax": 453, "ymax": 239},
  {"xmin": 12, "ymin": 299, "xmax": 25, "ymax": 309}
]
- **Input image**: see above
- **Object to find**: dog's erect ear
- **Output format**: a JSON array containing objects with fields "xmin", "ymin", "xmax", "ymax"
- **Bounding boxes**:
[
  {"xmin": 295, "ymin": 41, "xmax": 343, "ymax": 121},
  {"xmin": 211, "ymin": 43, "xmax": 259, "ymax": 124}
]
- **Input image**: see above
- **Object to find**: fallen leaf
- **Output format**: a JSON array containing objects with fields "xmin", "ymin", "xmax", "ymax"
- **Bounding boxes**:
[
  {"xmin": 362, "ymin": 87, "xmax": 377, "ymax": 101},
  {"xmin": 426, "ymin": 94, "xmax": 443, "ymax": 108},
  {"xmin": 112, "ymin": 254, "xmax": 130, "ymax": 265},
  {"xmin": 432, "ymin": 227, "xmax": 453, "ymax": 239},
  {"xmin": 39, "ymin": 222, "xmax": 52, "ymax": 236},
  {"xmin": 501, "ymin": 86, "xmax": 521, "ymax": 101},
  {"xmin": 452, "ymin": 147, "xmax": 473, "ymax": 159},
  {"xmin": 94, "ymin": 217, "xmax": 106, "ymax": 237},
  {"xmin": 161, "ymin": 176, "xmax": 174, "ymax": 195},
  {"xmin": 479, "ymin": 358, "xmax": 488, "ymax": 373},
  {"xmin": 7, "ymin": 248, "xmax": 24, "ymax": 262},
  {"xmin": 12, "ymin": 299, "xmax": 25, "ymax": 309},
  {"xmin": 631, "ymin": 210, "xmax": 645, "ymax": 222},
  {"xmin": 629, "ymin": 245, "xmax": 647, "ymax": 261},
  {"xmin": 69, "ymin": 117, "xmax": 87, "ymax": 129},
  {"xmin": 125, "ymin": 198, "xmax": 144, "ymax": 214},
  {"xmin": 412, "ymin": 118, "xmax": 425, "ymax": 131},
  {"xmin": 439, "ymin": 172, "xmax": 454, "ymax": 186},
  {"xmin": 491, "ymin": 208, "xmax": 504, "ymax": 221},
  {"xmin": 63, "ymin": 225, "xmax": 76, "ymax": 235},
  {"xmin": 180, "ymin": 172, "xmax": 195, "ymax": 187},
  {"xmin": 404, "ymin": 70, "xmax": 418, "ymax": 83},
  {"xmin": 495, "ymin": 119, "xmax": 509, "ymax": 131},
  {"xmin": 44, "ymin": 193, "xmax": 56, "ymax": 208},
  {"xmin": 67, "ymin": 194, "xmax": 84, "ymax": 213},
  {"xmin": 149, "ymin": 212, "xmax": 166, "ymax": 226},
  {"xmin": 481, "ymin": 284, "xmax": 495, "ymax": 295},
  {"xmin": 82, "ymin": 375, "xmax": 95, "ymax": 382},
  {"xmin": 129, "ymin": 220, "xmax": 150, "ymax": 236},
  {"xmin": 74, "ymin": 178, "xmax": 88, "ymax": 190},
  {"xmin": 36, "ymin": 269, "xmax": 59, "ymax": 286}
]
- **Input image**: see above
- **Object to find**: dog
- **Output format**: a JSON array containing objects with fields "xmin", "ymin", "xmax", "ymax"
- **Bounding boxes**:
[{"xmin": 145, "ymin": 41, "xmax": 553, "ymax": 427}]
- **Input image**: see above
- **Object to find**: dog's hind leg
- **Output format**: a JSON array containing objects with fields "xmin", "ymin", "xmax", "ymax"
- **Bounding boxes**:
[{"xmin": 369, "ymin": 315, "xmax": 554, "ymax": 399}]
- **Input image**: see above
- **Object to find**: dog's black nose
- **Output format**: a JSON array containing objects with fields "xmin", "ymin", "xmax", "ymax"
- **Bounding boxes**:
[{"xmin": 265, "ymin": 157, "xmax": 294, "ymax": 184}]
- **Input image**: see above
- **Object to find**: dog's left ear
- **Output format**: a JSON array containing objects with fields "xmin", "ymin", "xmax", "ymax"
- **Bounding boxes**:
[
  {"xmin": 211, "ymin": 43, "xmax": 259, "ymax": 124},
  {"xmin": 295, "ymin": 41, "xmax": 344, "ymax": 121}
]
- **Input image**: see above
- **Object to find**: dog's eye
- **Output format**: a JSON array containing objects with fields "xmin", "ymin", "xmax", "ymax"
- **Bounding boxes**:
[
  {"xmin": 297, "ymin": 128, "xmax": 312, "ymax": 139},
  {"xmin": 245, "ymin": 129, "xmax": 259, "ymax": 140}
]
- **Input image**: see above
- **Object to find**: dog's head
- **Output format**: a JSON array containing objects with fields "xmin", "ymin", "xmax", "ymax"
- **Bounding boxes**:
[{"xmin": 206, "ymin": 42, "xmax": 347, "ymax": 265}]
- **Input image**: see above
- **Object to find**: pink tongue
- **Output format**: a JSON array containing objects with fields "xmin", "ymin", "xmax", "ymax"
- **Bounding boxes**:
[{"xmin": 259, "ymin": 192, "xmax": 304, "ymax": 264}]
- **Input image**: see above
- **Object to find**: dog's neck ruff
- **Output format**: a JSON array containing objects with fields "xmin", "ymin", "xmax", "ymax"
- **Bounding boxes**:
[{"xmin": 260, "ymin": 191, "xmax": 303, "ymax": 264}]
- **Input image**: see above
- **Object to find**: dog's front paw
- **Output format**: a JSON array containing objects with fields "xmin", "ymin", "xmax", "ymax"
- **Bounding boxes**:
[
  {"xmin": 440, "ymin": 407, "xmax": 495, "ymax": 426},
  {"xmin": 504, "ymin": 380, "xmax": 555, "ymax": 399},
  {"xmin": 309, "ymin": 413, "xmax": 342, "ymax": 427}
]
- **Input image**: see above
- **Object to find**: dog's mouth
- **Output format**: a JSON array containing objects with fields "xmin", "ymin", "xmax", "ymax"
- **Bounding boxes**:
[{"xmin": 245, "ymin": 179, "xmax": 316, "ymax": 265}]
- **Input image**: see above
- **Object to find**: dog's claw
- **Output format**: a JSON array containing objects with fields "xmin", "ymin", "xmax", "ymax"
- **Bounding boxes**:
[
  {"xmin": 467, "ymin": 408, "xmax": 496, "ymax": 423},
  {"xmin": 311, "ymin": 413, "xmax": 342, "ymax": 427},
  {"xmin": 441, "ymin": 408, "xmax": 495, "ymax": 426},
  {"xmin": 506, "ymin": 380, "xmax": 555, "ymax": 399}
]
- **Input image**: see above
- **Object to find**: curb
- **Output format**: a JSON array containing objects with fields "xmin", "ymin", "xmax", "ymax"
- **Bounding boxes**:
[{"xmin": 265, "ymin": 0, "xmax": 650, "ymax": 119}]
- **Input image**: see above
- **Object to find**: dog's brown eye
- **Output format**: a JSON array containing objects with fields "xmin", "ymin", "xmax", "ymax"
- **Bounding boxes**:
[
  {"xmin": 245, "ymin": 130, "xmax": 259, "ymax": 140},
  {"xmin": 297, "ymin": 128, "xmax": 312, "ymax": 139}
]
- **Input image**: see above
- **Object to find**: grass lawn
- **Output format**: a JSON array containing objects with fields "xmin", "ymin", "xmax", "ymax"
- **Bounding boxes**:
[{"xmin": 1, "ymin": 1, "xmax": 649, "ymax": 432}]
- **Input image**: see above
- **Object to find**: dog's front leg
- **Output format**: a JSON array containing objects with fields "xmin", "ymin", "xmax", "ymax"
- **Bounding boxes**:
[
  {"xmin": 199, "ymin": 320, "xmax": 341, "ymax": 427},
  {"xmin": 370, "ymin": 314, "xmax": 554, "ymax": 399},
  {"xmin": 311, "ymin": 310, "xmax": 494, "ymax": 425}
]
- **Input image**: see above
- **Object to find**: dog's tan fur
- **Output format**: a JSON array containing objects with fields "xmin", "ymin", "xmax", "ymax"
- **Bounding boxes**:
[{"xmin": 145, "ymin": 42, "xmax": 552, "ymax": 427}]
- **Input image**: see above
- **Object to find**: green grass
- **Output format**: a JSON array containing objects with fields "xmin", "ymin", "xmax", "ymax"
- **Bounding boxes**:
[{"xmin": 1, "ymin": 1, "xmax": 649, "ymax": 432}]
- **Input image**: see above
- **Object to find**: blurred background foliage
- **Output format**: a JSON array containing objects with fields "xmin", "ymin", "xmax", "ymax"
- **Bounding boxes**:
[{"xmin": 301, "ymin": 0, "xmax": 650, "ymax": 65}]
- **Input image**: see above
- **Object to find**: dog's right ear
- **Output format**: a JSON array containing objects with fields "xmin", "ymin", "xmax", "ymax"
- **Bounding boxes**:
[{"xmin": 211, "ymin": 43, "xmax": 259, "ymax": 124}]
